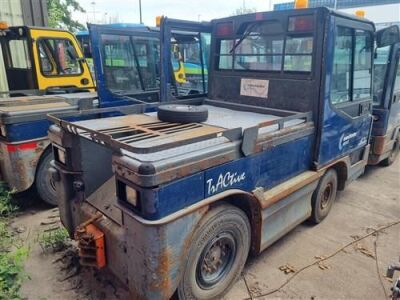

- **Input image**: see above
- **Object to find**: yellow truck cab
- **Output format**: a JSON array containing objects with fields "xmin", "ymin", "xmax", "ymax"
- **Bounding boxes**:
[{"xmin": 0, "ymin": 22, "xmax": 95, "ymax": 97}]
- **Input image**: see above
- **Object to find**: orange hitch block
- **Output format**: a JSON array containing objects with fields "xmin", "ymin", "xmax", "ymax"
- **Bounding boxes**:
[{"xmin": 74, "ymin": 212, "xmax": 106, "ymax": 269}]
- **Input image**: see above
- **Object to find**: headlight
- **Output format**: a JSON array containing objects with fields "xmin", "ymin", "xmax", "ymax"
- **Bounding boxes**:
[{"xmin": 53, "ymin": 145, "xmax": 66, "ymax": 165}]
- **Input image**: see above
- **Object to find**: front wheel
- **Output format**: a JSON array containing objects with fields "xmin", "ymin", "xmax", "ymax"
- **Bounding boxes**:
[
  {"xmin": 35, "ymin": 150, "xmax": 58, "ymax": 206},
  {"xmin": 310, "ymin": 169, "xmax": 338, "ymax": 224},
  {"xmin": 177, "ymin": 204, "xmax": 250, "ymax": 300}
]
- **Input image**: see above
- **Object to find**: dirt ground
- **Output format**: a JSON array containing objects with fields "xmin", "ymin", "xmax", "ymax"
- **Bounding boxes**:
[{"xmin": 10, "ymin": 158, "xmax": 400, "ymax": 300}]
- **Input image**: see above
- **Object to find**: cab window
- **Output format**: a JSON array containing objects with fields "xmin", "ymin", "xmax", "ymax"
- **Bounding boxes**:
[
  {"xmin": 37, "ymin": 38, "xmax": 82, "ymax": 76},
  {"xmin": 330, "ymin": 26, "xmax": 372, "ymax": 105},
  {"xmin": 9, "ymin": 39, "xmax": 31, "ymax": 69},
  {"xmin": 217, "ymin": 16, "xmax": 314, "ymax": 74},
  {"xmin": 373, "ymin": 46, "xmax": 391, "ymax": 105}
]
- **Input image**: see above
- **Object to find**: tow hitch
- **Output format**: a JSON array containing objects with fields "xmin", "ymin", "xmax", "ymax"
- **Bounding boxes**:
[{"xmin": 74, "ymin": 212, "xmax": 106, "ymax": 269}]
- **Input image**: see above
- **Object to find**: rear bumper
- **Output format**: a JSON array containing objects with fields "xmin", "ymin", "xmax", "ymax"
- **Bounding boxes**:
[
  {"xmin": 0, "ymin": 138, "xmax": 49, "ymax": 192},
  {"xmin": 52, "ymin": 160, "xmax": 207, "ymax": 300}
]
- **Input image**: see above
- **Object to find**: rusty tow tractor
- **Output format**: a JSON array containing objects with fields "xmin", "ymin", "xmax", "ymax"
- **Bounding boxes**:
[{"xmin": 48, "ymin": 7, "xmax": 399, "ymax": 300}]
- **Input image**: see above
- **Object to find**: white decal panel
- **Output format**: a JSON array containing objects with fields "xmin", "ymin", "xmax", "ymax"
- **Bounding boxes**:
[{"xmin": 240, "ymin": 78, "xmax": 269, "ymax": 99}]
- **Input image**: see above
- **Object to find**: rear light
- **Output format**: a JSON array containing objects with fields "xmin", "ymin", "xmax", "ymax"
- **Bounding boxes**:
[
  {"xmin": 117, "ymin": 180, "xmax": 140, "ymax": 209},
  {"xmin": 53, "ymin": 145, "xmax": 66, "ymax": 165},
  {"xmin": 125, "ymin": 185, "xmax": 138, "ymax": 207},
  {"xmin": 288, "ymin": 15, "xmax": 314, "ymax": 32},
  {"xmin": 216, "ymin": 22, "xmax": 233, "ymax": 37},
  {"xmin": 0, "ymin": 125, "xmax": 6, "ymax": 137}
]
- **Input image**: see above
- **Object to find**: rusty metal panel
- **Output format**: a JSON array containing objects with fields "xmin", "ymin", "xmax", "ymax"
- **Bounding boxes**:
[{"xmin": 0, "ymin": 138, "xmax": 49, "ymax": 192}]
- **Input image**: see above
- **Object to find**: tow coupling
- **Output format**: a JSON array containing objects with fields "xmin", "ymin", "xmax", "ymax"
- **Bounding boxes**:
[{"xmin": 74, "ymin": 212, "xmax": 106, "ymax": 269}]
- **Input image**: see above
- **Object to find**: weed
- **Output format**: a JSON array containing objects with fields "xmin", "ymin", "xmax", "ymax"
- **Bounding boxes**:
[
  {"xmin": 0, "ymin": 186, "xmax": 28, "ymax": 299},
  {"xmin": 0, "ymin": 186, "xmax": 17, "ymax": 217},
  {"xmin": 0, "ymin": 245, "xmax": 29, "ymax": 300},
  {"xmin": 38, "ymin": 227, "xmax": 70, "ymax": 252}
]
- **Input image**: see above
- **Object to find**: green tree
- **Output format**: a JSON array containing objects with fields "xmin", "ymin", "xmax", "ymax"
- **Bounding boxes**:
[{"xmin": 47, "ymin": 0, "xmax": 86, "ymax": 32}]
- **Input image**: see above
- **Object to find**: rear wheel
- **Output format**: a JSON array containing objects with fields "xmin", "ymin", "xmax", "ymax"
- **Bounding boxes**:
[
  {"xmin": 177, "ymin": 204, "xmax": 250, "ymax": 300},
  {"xmin": 381, "ymin": 134, "xmax": 400, "ymax": 167},
  {"xmin": 36, "ymin": 150, "xmax": 58, "ymax": 206},
  {"xmin": 310, "ymin": 169, "xmax": 338, "ymax": 224}
]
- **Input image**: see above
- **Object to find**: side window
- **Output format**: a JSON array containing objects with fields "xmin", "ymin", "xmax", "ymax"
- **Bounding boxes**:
[
  {"xmin": 38, "ymin": 38, "xmax": 82, "ymax": 76},
  {"xmin": 331, "ymin": 26, "xmax": 372, "ymax": 106},
  {"xmin": 353, "ymin": 30, "xmax": 372, "ymax": 100},
  {"xmin": 38, "ymin": 41, "xmax": 54, "ymax": 75},
  {"xmin": 8, "ymin": 39, "xmax": 31, "ymax": 69},
  {"xmin": 331, "ymin": 27, "xmax": 352, "ymax": 105}
]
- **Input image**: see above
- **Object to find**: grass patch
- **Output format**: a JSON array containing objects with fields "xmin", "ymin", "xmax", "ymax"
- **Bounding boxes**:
[
  {"xmin": 38, "ymin": 227, "xmax": 70, "ymax": 252},
  {"xmin": 0, "ymin": 186, "xmax": 28, "ymax": 300},
  {"xmin": 0, "ymin": 187, "xmax": 17, "ymax": 218}
]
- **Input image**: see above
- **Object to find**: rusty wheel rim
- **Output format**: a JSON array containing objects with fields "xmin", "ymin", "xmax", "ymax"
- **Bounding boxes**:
[
  {"xmin": 320, "ymin": 183, "xmax": 333, "ymax": 210},
  {"xmin": 196, "ymin": 232, "xmax": 236, "ymax": 289}
]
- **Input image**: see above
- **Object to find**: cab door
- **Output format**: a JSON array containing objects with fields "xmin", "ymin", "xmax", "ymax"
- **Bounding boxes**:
[
  {"xmin": 317, "ymin": 16, "xmax": 374, "ymax": 168},
  {"xmin": 387, "ymin": 47, "xmax": 400, "ymax": 137},
  {"xmin": 29, "ymin": 29, "xmax": 95, "ymax": 92}
]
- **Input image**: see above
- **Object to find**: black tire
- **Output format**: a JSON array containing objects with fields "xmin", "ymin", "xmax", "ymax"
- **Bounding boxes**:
[
  {"xmin": 381, "ymin": 133, "xmax": 400, "ymax": 167},
  {"xmin": 36, "ymin": 150, "xmax": 58, "ymax": 206},
  {"xmin": 157, "ymin": 105, "xmax": 208, "ymax": 124},
  {"xmin": 177, "ymin": 204, "xmax": 250, "ymax": 300},
  {"xmin": 310, "ymin": 169, "xmax": 338, "ymax": 224}
]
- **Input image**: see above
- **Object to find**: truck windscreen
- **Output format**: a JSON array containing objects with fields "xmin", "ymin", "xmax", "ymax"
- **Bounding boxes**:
[
  {"xmin": 217, "ymin": 15, "xmax": 314, "ymax": 73},
  {"xmin": 100, "ymin": 34, "xmax": 159, "ymax": 94}
]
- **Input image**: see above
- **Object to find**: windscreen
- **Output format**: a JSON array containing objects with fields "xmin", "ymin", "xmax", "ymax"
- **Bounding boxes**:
[
  {"xmin": 216, "ymin": 15, "xmax": 314, "ymax": 73},
  {"xmin": 100, "ymin": 34, "xmax": 159, "ymax": 94},
  {"xmin": 100, "ymin": 32, "xmax": 210, "ymax": 96}
]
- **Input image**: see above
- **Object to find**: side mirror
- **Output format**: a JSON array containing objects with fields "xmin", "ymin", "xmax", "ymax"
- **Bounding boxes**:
[{"xmin": 376, "ymin": 25, "xmax": 400, "ymax": 48}]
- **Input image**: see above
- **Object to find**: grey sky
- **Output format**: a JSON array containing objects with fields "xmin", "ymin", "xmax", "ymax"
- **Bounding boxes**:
[{"xmin": 73, "ymin": 0, "xmax": 289, "ymax": 26}]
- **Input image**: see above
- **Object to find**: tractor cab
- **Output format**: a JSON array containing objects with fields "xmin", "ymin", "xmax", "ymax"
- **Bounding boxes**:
[{"xmin": 0, "ymin": 23, "xmax": 95, "ymax": 97}]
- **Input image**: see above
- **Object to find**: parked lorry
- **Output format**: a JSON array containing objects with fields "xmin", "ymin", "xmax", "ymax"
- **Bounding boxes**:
[
  {"xmin": 369, "ymin": 29, "xmax": 400, "ymax": 166},
  {"xmin": 0, "ymin": 23, "xmax": 208, "ymax": 205},
  {"xmin": 0, "ymin": 22, "xmax": 95, "ymax": 97},
  {"xmin": 48, "ymin": 7, "xmax": 399, "ymax": 299}
]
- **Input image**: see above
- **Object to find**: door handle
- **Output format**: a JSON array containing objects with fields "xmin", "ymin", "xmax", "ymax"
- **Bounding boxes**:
[{"xmin": 393, "ymin": 95, "xmax": 397, "ymax": 104}]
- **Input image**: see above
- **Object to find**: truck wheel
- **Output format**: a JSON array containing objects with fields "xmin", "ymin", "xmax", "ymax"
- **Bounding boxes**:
[
  {"xmin": 157, "ymin": 105, "xmax": 208, "ymax": 123},
  {"xmin": 177, "ymin": 204, "xmax": 250, "ymax": 300},
  {"xmin": 381, "ymin": 134, "xmax": 400, "ymax": 167},
  {"xmin": 310, "ymin": 169, "xmax": 337, "ymax": 224},
  {"xmin": 36, "ymin": 150, "xmax": 58, "ymax": 206}
]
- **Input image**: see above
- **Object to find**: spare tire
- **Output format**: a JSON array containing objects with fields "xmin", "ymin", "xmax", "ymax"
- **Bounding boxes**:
[{"xmin": 157, "ymin": 105, "xmax": 208, "ymax": 123}]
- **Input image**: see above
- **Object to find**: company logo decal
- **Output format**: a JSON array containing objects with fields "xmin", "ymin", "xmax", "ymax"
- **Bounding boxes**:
[
  {"xmin": 339, "ymin": 132, "xmax": 357, "ymax": 151},
  {"xmin": 207, "ymin": 171, "xmax": 246, "ymax": 195}
]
